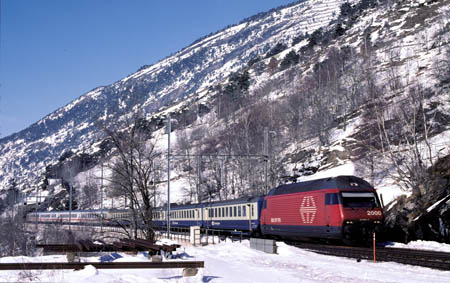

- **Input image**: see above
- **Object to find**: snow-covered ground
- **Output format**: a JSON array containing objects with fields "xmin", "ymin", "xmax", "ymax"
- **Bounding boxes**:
[{"xmin": 1, "ymin": 239, "xmax": 449, "ymax": 282}]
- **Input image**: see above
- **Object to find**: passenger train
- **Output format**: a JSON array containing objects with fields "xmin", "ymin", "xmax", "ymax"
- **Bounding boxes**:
[{"xmin": 27, "ymin": 175, "xmax": 384, "ymax": 244}]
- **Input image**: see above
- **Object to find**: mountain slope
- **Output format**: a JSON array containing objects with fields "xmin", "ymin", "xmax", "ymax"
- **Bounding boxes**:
[{"xmin": 0, "ymin": 0, "xmax": 349, "ymax": 191}]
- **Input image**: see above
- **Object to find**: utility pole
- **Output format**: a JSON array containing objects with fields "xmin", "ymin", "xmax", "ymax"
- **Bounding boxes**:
[
  {"xmin": 219, "ymin": 156, "xmax": 225, "ymax": 199},
  {"xmin": 196, "ymin": 155, "xmax": 201, "ymax": 203},
  {"xmin": 264, "ymin": 127, "xmax": 269, "ymax": 195},
  {"xmin": 101, "ymin": 161, "xmax": 104, "ymax": 232},
  {"xmin": 167, "ymin": 116, "xmax": 171, "ymax": 238},
  {"xmin": 69, "ymin": 168, "xmax": 73, "ymax": 231},
  {"xmin": 35, "ymin": 186, "xmax": 38, "ymax": 230}
]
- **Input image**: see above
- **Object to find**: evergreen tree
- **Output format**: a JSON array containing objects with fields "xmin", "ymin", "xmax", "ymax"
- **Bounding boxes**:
[
  {"xmin": 280, "ymin": 50, "xmax": 300, "ymax": 69},
  {"xmin": 265, "ymin": 43, "xmax": 288, "ymax": 58}
]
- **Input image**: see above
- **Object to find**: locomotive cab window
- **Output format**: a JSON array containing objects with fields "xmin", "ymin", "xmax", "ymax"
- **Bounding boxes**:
[
  {"xmin": 341, "ymin": 192, "xmax": 379, "ymax": 208},
  {"xmin": 325, "ymin": 193, "xmax": 340, "ymax": 205}
]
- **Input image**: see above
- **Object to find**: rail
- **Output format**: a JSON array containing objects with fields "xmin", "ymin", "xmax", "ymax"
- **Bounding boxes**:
[
  {"xmin": 287, "ymin": 242, "xmax": 450, "ymax": 271},
  {"xmin": 0, "ymin": 261, "xmax": 204, "ymax": 270},
  {"xmin": 37, "ymin": 238, "xmax": 180, "ymax": 254}
]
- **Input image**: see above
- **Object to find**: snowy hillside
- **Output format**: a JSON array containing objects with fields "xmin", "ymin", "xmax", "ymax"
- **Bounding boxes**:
[{"xmin": 0, "ymin": 0, "xmax": 351, "ymax": 192}]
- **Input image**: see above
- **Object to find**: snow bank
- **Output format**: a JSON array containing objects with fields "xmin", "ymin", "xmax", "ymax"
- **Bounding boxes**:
[{"xmin": 1, "ymin": 239, "xmax": 449, "ymax": 282}]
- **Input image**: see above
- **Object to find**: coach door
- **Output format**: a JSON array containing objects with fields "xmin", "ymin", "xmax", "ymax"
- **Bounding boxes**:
[{"xmin": 247, "ymin": 204, "xmax": 252, "ymax": 232}]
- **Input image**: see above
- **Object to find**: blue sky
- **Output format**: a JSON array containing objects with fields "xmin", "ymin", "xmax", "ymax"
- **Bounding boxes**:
[{"xmin": 0, "ymin": 0, "xmax": 295, "ymax": 137}]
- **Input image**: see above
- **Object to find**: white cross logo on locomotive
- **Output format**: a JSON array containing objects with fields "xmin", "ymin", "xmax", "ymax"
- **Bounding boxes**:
[{"xmin": 299, "ymin": 196, "xmax": 317, "ymax": 224}]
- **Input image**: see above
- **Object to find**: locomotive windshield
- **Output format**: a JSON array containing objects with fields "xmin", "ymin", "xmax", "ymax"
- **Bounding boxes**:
[{"xmin": 340, "ymin": 192, "xmax": 379, "ymax": 208}]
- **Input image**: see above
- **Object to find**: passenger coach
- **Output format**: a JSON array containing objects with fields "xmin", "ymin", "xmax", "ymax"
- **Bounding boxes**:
[{"xmin": 203, "ymin": 196, "xmax": 263, "ymax": 233}]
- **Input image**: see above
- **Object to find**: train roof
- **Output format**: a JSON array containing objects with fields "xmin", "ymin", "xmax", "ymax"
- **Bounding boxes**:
[{"xmin": 267, "ymin": 176, "xmax": 374, "ymax": 196}]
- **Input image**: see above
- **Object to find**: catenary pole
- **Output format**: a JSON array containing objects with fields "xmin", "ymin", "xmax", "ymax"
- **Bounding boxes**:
[
  {"xmin": 167, "ymin": 116, "xmax": 171, "ymax": 238},
  {"xmin": 69, "ymin": 168, "xmax": 73, "ymax": 231},
  {"xmin": 101, "ymin": 161, "xmax": 104, "ymax": 232}
]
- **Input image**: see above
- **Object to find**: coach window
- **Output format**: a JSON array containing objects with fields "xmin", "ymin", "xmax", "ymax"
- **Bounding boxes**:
[
  {"xmin": 243, "ymin": 206, "xmax": 247, "ymax": 217},
  {"xmin": 222, "ymin": 207, "xmax": 225, "ymax": 218}
]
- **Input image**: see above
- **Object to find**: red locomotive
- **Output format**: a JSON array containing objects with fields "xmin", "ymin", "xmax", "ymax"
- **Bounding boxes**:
[{"xmin": 260, "ymin": 176, "xmax": 383, "ymax": 244}]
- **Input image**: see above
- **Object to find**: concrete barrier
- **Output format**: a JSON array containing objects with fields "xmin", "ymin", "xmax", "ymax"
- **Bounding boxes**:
[
  {"xmin": 190, "ymin": 226, "xmax": 201, "ymax": 246},
  {"xmin": 250, "ymin": 238, "xmax": 277, "ymax": 254}
]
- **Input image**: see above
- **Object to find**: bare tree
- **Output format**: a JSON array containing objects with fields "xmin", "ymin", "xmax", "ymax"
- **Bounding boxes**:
[
  {"xmin": 433, "ymin": 46, "xmax": 450, "ymax": 85},
  {"xmin": 374, "ymin": 84, "xmax": 438, "ymax": 195},
  {"xmin": 0, "ymin": 187, "xmax": 34, "ymax": 256},
  {"xmin": 102, "ymin": 115, "xmax": 162, "ymax": 240}
]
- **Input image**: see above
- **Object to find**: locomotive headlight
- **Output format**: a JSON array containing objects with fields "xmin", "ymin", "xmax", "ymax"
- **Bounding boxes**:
[
  {"xmin": 374, "ymin": 221, "xmax": 381, "ymax": 224},
  {"xmin": 345, "ymin": 220, "xmax": 353, "ymax": 224}
]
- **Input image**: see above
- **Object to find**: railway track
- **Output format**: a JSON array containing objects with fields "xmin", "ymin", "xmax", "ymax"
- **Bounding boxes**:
[
  {"xmin": 0, "ymin": 261, "xmax": 204, "ymax": 270},
  {"xmin": 287, "ymin": 242, "xmax": 450, "ymax": 271}
]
